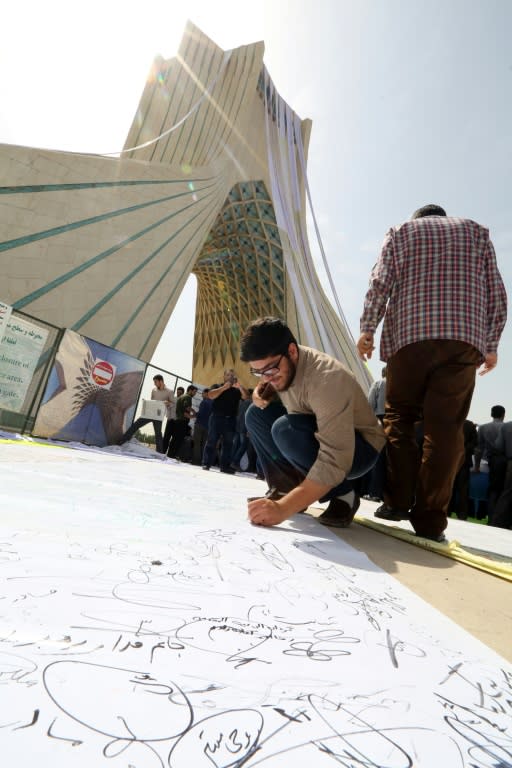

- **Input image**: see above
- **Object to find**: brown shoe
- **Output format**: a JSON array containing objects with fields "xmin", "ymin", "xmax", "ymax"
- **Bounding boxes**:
[
  {"xmin": 317, "ymin": 494, "xmax": 360, "ymax": 528},
  {"xmin": 375, "ymin": 503, "xmax": 409, "ymax": 521}
]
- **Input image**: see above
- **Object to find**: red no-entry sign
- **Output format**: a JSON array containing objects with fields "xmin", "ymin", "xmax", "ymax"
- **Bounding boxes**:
[{"xmin": 91, "ymin": 359, "xmax": 115, "ymax": 388}]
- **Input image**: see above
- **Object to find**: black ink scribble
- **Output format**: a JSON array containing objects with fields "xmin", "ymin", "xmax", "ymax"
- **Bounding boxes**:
[
  {"xmin": 0, "ymin": 651, "xmax": 38, "ymax": 686},
  {"xmin": 13, "ymin": 709, "xmax": 39, "ymax": 729},
  {"xmin": 176, "ymin": 616, "xmax": 275, "ymax": 666},
  {"xmin": 43, "ymin": 661, "xmax": 193, "ymax": 744},
  {"xmin": 385, "ymin": 628, "xmax": 427, "ymax": 669},
  {"xmin": 47, "ymin": 717, "xmax": 83, "ymax": 746},
  {"xmin": 3, "ymin": 517, "xmax": 511, "ymax": 767},
  {"xmin": 254, "ymin": 541, "xmax": 295, "ymax": 572},
  {"xmin": 308, "ymin": 693, "xmax": 416, "ymax": 767},
  {"xmin": 168, "ymin": 709, "xmax": 263, "ymax": 767}
]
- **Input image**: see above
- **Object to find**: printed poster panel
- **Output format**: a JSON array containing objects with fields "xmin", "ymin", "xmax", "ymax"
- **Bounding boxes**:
[
  {"xmin": 0, "ymin": 300, "xmax": 12, "ymax": 338},
  {"xmin": 0, "ymin": 314, "xmax": 49, "ymax": 412},
  {"xmin": 33, "ymin": 329, "xmax": 146, "ymax": 446}
]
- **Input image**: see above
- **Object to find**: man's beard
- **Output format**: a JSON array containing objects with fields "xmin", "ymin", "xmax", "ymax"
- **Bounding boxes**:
[{"xmin": 276, "ymin": 357, "xmax": 297, "ymax": 391}]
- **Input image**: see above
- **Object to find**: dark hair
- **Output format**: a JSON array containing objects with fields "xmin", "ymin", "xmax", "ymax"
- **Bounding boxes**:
[
  {"xmin": 202, "ymin": 388, "xmax": 210, "ymax": 394},
  {"xmin": 240, "ymin": 317, "xmax": 297, "ymax": 362},
  {"xmin": 411, "ymin": 204, "xmax": 447, "ymax": 220},
  {"xmin": 186, "ymin": 384, "xmax": 197, "ymax": 394},
  {"xmin": 153, "ymin": 374, "xmax": 164, "ymax": 382},
  {"xmin": 491, "ymin": 405, "xmax": 505, "ymax": 419}
]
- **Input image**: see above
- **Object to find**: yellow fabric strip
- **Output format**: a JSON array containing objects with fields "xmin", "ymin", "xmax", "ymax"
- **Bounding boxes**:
[
  {"xmin": 354, "ymin": 514, "xmax": 512, "ymax": 583},
  {"xmin": 0, "ymin": 438, "xmax": 63, "ymax": 449}
]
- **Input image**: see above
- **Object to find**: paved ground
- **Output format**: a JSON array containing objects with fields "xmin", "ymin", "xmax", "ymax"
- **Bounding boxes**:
[{"xmin": 316, "ymin": 509, "xmax": 512, "ymax": 662}]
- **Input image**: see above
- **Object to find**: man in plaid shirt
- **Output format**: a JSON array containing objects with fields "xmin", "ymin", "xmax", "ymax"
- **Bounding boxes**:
[{"xmin": 357, "ymin": 204, "xmax": 507, "ymax": 542}]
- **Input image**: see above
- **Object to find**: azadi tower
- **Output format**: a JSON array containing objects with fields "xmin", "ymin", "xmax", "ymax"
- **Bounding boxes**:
[{"xmin": 0, "ymin": 23, "xmax": 369, "ymax": 388}]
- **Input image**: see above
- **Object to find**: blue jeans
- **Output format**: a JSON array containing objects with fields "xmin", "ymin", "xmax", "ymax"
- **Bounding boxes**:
[
  {"xmin": 202, "ymin": 413, "xmax": 236, "ymax": 471},
  {"xmin": 363, "ymin": 449, "xmax": 386, "ymax": 500},
  {"xmin": 245, "ymin": 402, "xmax": 379, "ymax": 501},
  {"xmin": 231, "ymin": 432, "xmax": 249, "ymax": 466}
]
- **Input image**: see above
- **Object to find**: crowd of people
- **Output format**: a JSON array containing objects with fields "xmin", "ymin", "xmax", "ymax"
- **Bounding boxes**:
[
  {"xmin": 471, "ymin": 405, "xmax": 512, "ymax": 528},
  {"xmin": 117, "ymin": 203, "xmax": 508, "ymax": 538},
  {"xmin": 360, "ymin": 371, "xmax": 512, "ymax": 528},
  {"xmin": 117, "ymin": 372, "xmax": 261, "ymax": 476}
]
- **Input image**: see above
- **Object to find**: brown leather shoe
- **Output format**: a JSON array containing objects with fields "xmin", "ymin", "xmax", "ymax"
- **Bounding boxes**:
[
  {"xmin": 375, "ymin": 503, "xmax": 409, "ymax": 521},
  {"xmin": 317, "ymin": 494, "xmax": 360, "ymax": 528}
]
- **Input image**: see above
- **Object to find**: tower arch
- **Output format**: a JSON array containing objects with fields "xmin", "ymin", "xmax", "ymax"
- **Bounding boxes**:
[
  {"xmin": 193, "ymin": 180, "xmax": 285, "ymax": 382},
  {"xmin": 0, "ymin": 21, "xmax": 370, "ymax": 389}
]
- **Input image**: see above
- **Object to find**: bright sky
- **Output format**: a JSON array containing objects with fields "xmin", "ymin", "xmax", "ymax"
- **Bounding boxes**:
[{"xmin": 1, "ymin": 0, "xmax": 510, "ymax": 424}]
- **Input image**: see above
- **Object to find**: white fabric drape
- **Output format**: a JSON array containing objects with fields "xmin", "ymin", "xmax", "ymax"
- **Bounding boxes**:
[{"xmin": 262, "ymin": 67, "xmax": 370, "ymax": 386}]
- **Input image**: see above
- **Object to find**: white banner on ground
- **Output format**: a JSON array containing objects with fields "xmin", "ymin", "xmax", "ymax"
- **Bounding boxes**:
[{"xmin": 0, "ymin": 444, "xmax": 510, "ymax": 767}]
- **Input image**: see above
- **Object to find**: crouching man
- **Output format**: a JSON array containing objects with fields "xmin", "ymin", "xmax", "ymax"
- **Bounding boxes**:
[{"xmin": 240, "ymin": 317, "xmax": 385, "ymax": 527}]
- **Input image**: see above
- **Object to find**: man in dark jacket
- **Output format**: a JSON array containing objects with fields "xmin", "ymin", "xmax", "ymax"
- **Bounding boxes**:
[{"xmin": 202, "ymin": 370, "xmax": 248, "ymax": 473}]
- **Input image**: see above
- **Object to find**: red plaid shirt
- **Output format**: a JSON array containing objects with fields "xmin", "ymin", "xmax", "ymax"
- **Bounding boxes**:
[{"xmin": 360, "ymin": 216, "xmax": 507, "ymax": 361}]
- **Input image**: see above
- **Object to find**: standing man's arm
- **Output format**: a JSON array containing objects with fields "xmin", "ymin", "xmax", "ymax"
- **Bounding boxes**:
[
  {"xmin": 357, "ymin": 332, "xmax": 376, "ymax": 360},
  {"xmin": 357, "ymin": 230, "xmax": 397, "ymax": 360},
  {"xmin": 165, "ymin": 389, "xmax": 175, "ymax": 419},
  {"xmin": 183, "ymin": 395, "xmax": 196, "ymax": 418},
  {"xmin": 236, "ymin": 382, "xmax": 250, "ymax": 400},
  {"xmin": 478, "ymin": 353, "xmax": 497, "ymax": 376},
  {"xmin": 473, "ymin": 427, "xmax": 485, "ymax": 472},
  {"xmin": 479, "ymin": 237, "xmax": 507, "ymax": 376},
  {"xmin": 208, "ymin": 382, "xmax": 231, "ymax": 399},
  {"xmin": 467, "ymin": 422, "xmax": 478, "ymax": 458},
  {"xmin": 494, "ymin": 429, "xmax": 505, "ymax": 456}
]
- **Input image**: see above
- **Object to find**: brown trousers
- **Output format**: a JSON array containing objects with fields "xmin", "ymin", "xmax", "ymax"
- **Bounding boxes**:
[{"xmin": 384, "ymin": 340, "xmax": 481, "ymax": 537}]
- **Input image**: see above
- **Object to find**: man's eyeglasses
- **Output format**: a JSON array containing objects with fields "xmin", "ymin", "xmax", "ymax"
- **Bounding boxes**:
[{"xmin": 249, "ymin": 354, "xmax": 284, "ymax": 378}]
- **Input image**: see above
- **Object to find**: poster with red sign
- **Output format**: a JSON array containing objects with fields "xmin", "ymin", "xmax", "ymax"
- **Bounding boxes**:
[
  {"xmin": 33, "ymin": 329, "xmax": 145, "ymax": 445},
  {"xmin": 90, "ymin": 359, "xmax": 116, "ymax": 389}
]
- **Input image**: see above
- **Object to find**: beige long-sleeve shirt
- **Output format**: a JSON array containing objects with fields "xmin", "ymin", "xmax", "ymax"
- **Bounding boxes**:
[
  {"xmin": 279, "ymin": 346, "xmax": 385, "ymax": 488},
  {"xmin": 151, "ymin": 386, "xmax": 176, "ymax": 420}
]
